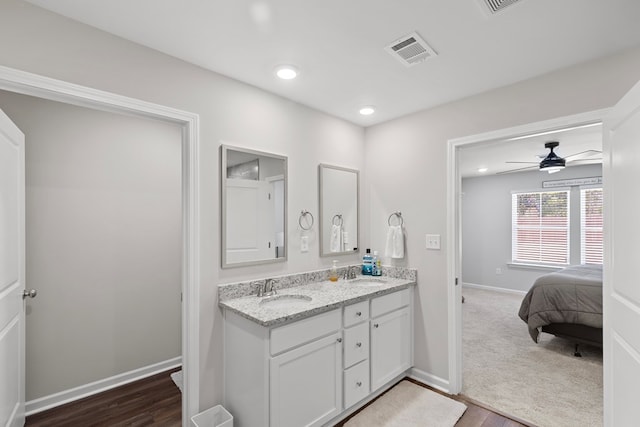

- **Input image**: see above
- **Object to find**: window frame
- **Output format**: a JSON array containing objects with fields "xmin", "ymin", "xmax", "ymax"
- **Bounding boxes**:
[{"xmin": 511, "ymin": 188, "xmax": 571, "ymax": 266}]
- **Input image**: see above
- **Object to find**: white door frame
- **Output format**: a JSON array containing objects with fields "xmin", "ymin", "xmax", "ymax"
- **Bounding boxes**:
[
  {"xmin": 446, "ymin": 108, "xmax": 609, "ymax": 394},
  {"xmin": 0, "ymin": 65, "xmax": 200, "ymax": 426}
]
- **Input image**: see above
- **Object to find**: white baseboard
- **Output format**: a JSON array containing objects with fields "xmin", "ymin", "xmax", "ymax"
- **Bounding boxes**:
[
  {"xmin": 463, "ymin": 282, "xmax": 527, "ymax": 296},
  {"xmin": 26, "ymin": 356, "xmax": 182, "ymax": 416},
  {"xmin": 408, "ymin": 367, "xmax": 451, "ymax": 393}
]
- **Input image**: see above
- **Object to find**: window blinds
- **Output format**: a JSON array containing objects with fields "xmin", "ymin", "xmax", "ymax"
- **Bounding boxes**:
[
  {"xmin": 580, "ymin": 188, "xmax": 603, "ymax": 264},
  {"xmin": 512, "ymin": 190, "xmax": 570, "ymax": 264}
]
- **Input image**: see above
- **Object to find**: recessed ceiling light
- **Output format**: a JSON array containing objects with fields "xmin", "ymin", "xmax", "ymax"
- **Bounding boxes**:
[
  {"xmin": 477, "ymin": 167, "xmax": 488, "ymax": 173},
  {"xmin": 275, "ymin": 65, "xmax": 298, "ymax": 80},
  {"xmin": 359, "ymin": 106, "xmax": 376, "ymax": 116}
]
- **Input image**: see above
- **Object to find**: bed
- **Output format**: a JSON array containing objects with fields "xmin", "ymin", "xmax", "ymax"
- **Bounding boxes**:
[{"xmin": 518, "ymin": 264, "xmax": 603, "ymax": 347}]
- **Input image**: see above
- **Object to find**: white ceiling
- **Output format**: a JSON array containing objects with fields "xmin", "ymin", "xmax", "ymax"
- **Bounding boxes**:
[{"xmin": 24, "ymin": 0, "xmax": 640, "ymax": 127}]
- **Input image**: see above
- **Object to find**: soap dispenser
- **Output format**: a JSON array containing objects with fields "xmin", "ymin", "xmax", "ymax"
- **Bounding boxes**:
[{"xmin": 329, "ymin": 260, "xmax": 339, "ymax": 282}]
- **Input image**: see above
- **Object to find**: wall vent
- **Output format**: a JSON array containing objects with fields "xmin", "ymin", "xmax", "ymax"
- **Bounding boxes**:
[
  {"xmin": 480, "ymin": 0, "xmax": 522, "ymax": 14},
  {"xmin": 385, "ymin": 32, "xmax": 437, "ymax": 68}
]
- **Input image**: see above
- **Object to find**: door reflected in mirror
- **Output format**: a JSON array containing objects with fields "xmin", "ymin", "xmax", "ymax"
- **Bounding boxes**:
[
  {"xmin": 221, "ymin": 145, "xmax": 287, "ymax": 268},
  {"xmin": 319, "ymin": 164, "xmax": 359, "ymax": 256}
]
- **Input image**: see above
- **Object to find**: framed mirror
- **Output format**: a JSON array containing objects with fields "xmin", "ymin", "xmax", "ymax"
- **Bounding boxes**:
[
  {"xmin": 319, "ymin": 164, "xmax": 359, "ymax": 256},
  {"xmin": 221, "ymin": 145, "xmax": 287, "ymax": 268}
]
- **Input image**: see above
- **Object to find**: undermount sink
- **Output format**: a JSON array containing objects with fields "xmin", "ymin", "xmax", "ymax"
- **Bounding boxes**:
[
  {"xmin": 348, "ymin": 277, "xmax": 388, "ymax": 285},
  {"xmin": 259, "ymin": 294, "xmax": 313, "ymax": 308}
]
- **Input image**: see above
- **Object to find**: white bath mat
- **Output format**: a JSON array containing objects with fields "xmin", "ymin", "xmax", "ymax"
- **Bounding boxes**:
[
  {"xmin": 170, "ymin": 370, "xmax": 183, "ymax": 393},
  {"xmin": 345, "ymin": 380, "xmax": 466, "ymax": 427}
]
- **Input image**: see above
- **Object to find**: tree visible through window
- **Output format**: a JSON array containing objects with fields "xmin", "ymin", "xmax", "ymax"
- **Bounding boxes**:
[
  {"xmin": 581, "ymin": 188, "xmax": 603, "ymax": 264},
  {"xmin": 512, "ymin": 190, "xmax": 570, "ymax": 264}
]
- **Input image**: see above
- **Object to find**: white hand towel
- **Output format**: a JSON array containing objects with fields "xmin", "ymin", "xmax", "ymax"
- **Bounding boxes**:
[
  {"xmin": 342, "ymin": 231, "xmax": 350, "ymax": 251},
  {"xmin": 385, "ymin": 225, "xmax": 405, "ymax": 259},
  {"xmin": 330, "ymin": 224, "xmax": 342, "ymax": 252}
]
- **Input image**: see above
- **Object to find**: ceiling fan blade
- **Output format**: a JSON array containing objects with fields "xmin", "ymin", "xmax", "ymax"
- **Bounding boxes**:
[
  {"xmin": 505, "ymin": 161, "xmax": 539, "ymax": 164},
  {"xmin": 564, "ymin": 150, "xmax": 602, "ymax": 161},
  {"xmin": 496, "ymin": 165, "xmax": 539, "ymax": 175}
]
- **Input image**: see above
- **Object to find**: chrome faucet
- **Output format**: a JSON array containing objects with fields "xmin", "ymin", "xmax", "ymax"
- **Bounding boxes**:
[
  {"xmin": 257, "ymin": 278, "xmax": 277, "ymax": 297},
  {"xmin": 343, "ymin": 267, "xmax": 357, "ymax": 280}
]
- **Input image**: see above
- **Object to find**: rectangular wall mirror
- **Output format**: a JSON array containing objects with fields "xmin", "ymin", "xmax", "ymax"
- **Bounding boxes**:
[
  {"xmin": 319, "ymin": 164, "xmax": 359, "ymax": 256},
  {"xmin": 221, "ymin": 145, "xmax": 287, "ymax": 268}
]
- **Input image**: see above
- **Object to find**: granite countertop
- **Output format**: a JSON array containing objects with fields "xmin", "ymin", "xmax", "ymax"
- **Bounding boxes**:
[{"xmin": 219, "ymin": 276, "xmax": 416, "ymax": 327}]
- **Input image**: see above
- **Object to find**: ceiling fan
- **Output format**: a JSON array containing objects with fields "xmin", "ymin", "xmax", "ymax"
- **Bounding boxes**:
[{"xmin": 499, "ymin": 141, "xmax": 602, "ymax": 175}]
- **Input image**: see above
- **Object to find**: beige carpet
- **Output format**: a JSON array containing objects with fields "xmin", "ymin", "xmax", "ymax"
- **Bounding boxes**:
[
  {"xmin": 345, "ymin": 380, "xmax": 467, "ymax": 427},
  {"xmin": 462, "ymin": 286, "xmax": 602, "ymax": 427}
]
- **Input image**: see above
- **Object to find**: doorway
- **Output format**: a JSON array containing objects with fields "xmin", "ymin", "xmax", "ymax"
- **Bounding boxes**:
[
  {"xmin": 0, "ymin": 67, "xmax": 200, "ymax": 426},
  {"xmin": 446, "ymin": 108, "xmax": 608, "ymax": 422}
]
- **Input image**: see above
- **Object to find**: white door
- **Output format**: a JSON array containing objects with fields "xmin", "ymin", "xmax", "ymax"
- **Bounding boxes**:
[
  {"xmin": 0, "ymin": 109, "xmax": 26, "ymax": 427},
  {"xmin": 603, "ymin": 79, "xmax": 640, "ymax": 427},
  {"xmin": 225, "ymin": 178, "xmax": 274, "ymax": 264}
]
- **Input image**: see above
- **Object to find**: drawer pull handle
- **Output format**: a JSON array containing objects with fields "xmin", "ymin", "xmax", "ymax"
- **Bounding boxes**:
[
  {"xmin": 373, "ymin": 323, "xmax": 379, "ymax": 328},
  {"xmin": 356, "ymin": 381, "xmax": 362, "ymax": 387},
  {"xmin": 356, "ymin": 342, "xmax": 362, "ymax": 347},
  {"xmin": 337, "ymin": 338, "xmax": 343, "ymax": 343},
  {"xmin": 356, "ymin": 311, "xmax": 362, "ymax": 316}
]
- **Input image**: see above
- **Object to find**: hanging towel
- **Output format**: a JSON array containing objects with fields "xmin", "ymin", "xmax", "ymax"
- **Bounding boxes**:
[
  {"xmin": 342, "ymin": 231, "xmax": 350, "ymax": 252},
  {"xmin": 330, "ymin": 224, "xmax": 343, "ymax": 252},
  {"xmin": 385, "ymin": 225, "xmax": 405, "ymax": 259}
]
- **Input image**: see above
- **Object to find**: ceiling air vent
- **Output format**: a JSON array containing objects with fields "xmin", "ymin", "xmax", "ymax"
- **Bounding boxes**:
[
  {"xmin": 480, "ymin": 0, "xmax": 521, "ymax": 14},
  {"xmin": 385, "ymin": 32, "xmax": 437, "ymax": 68}
]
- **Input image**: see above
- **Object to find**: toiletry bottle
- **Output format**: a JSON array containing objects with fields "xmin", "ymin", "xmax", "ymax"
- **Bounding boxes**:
[
  {"xmin": 372, "ymin": 250, "xmax": 382, "ymax": 276},
  {"xmin": 329, "ymin": 260, "xmax": 339, "ymax": 282},
  {"xmin": 362, "ymin": 249, "xmax": 373, "ymax": 275}
]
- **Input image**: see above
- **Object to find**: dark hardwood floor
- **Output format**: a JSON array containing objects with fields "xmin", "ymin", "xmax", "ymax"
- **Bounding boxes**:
[
  {"xmin": 26, "ymin": 368, "xmax": 182, "ymax": 427},
  {"xmin": 26, "ymin": 371, "xmax": 528, "ymax": 427}
]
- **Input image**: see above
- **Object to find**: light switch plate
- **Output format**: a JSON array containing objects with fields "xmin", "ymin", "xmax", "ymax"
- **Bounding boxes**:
[
  {"xmin": 425, "ymin": 234, "xmax": 441, "ymax": 250},
  {"xmin": 300, "ymin": 236, "xmax": 309, "ymax": 252}
]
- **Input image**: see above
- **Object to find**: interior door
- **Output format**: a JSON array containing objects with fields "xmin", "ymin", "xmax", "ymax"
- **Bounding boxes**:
[
  {"xmin": 603, "ymin": 79, "xmax": 640, "ymax": 426},
  {"xmin": 225, "ymin": 178, "xmax": 274, "ymax": 264},
  {"xmin": 0, "ymin": 108, "xmax": 26, "ymax": 427}
]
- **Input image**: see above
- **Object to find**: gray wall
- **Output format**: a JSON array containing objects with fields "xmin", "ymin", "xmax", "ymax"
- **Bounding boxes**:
[
  {"xmin": 365, "ymin": 48, "xmax": 640, "ymax": 383},
  {"xmin": 0, "ymin": 90, "xmax": 183, "ymax": 401},
  {"xmin": 0, "ymin": 0, "xmax": 365, "ymax": 407},
  {"xmin": 461, "ymin": 164, "xmax": 602, "ymax": 293}
]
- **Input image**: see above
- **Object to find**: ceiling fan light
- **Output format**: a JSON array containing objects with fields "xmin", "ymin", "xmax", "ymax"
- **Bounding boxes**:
[{"xmin": 539, "ymin": 141, "xmax": 566, "ymax": 173}]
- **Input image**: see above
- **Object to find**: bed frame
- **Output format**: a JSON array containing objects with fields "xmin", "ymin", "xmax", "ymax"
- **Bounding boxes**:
[{"xmin": 541, "ymin": 323, "xmax": 602, "ymax": 356}]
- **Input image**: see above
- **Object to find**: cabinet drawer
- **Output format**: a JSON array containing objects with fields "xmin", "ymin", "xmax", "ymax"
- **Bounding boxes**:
[
  {"xmin": 343, "ymin": 322, "xmax": 369, "ymax": 369},
  {"xmin": 271, "ymin": 309, "xmax": 341, "ymax": 355},
  {"xmin": 371, "ymin": 288, "xmax": 410, "ymax": 318},
  {"xmin": 344, "ymin": 301, "xmax": 369, "ymax": 327},
  {"xmin": 344, "ymin": 360, "xmax": 370, "ymax": 409}
]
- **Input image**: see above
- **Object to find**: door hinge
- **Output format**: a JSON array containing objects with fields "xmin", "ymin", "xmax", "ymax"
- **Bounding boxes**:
[
  {"xmin": 455, "ymin": 278, "xmax": 459, "ymax": 286},
  {"xmin": 268, "ymin": 241, "xmax": 271, "ymax": 248},
  {"xmin": 268, "ymin": 193, "xmax": 271, "ymax": 200}
]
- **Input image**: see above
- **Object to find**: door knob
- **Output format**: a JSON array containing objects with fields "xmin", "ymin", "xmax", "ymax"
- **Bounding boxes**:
[{"xmin": 23, "ymin": 289, "xmax": 38, "ymax": 299}]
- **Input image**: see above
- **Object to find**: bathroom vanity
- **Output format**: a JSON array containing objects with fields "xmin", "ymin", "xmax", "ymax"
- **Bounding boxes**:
[{"xmin": 219, "ymin": 273, "xmax": 415, "ymax": 427}]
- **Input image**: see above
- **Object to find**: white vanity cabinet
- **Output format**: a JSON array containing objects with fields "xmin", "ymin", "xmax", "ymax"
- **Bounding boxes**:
[
  {"xmin": 223, "ymin": 287, "xmax": 413, "ymax": 427},
  {"xmin": 370, "ymin": 289, "xmax": 412, "ymax": 391}
]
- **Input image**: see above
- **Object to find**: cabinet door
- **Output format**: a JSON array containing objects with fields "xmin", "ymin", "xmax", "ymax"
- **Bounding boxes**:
[
  {"xmin": 270, "ymin": 332, "xmax": 342, "ymax": 427},
  {"xmin": 370, "ymin": 307, "xmax": 411, "ymax": 391}
]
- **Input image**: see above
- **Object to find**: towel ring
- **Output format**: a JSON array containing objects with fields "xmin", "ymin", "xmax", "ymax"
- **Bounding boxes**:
[
  {"xmin": 299, "ymin": 210, "xmax": 314, "ymax": 231},
  {"xmin": 388, "ymin": 211, "xmax": 403, "ymax": 226},
  {"xmin": 332, "ymin": 214, "xmax": 343, "ymax": 226}
]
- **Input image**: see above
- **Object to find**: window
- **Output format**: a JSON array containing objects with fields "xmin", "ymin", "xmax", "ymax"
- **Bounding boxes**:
[
  {"xmin": 581, "ymin": 188, "xmax": 603, "ymax": 264},
  {"xmin": 512, "ymin": 190, "xmax": 570, "ymax": 264}
]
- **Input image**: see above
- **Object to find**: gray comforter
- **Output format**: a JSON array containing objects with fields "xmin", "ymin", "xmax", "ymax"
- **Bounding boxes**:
[{"xmin": 518, "ymin": 264, "xmax": 603, "ymax": 342}]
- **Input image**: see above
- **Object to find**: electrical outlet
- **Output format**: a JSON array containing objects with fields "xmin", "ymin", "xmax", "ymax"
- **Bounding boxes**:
[
  {"xmin": 300, "ymin": 236, "xmax": 309, "ymax": 252},
  {"xmin": 496, "ymin": 267, "xmax": 502, "ymax": 275},
  {"xmin": 425, "ymin": 234, "xmax": 441, "ymax": 250}
]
